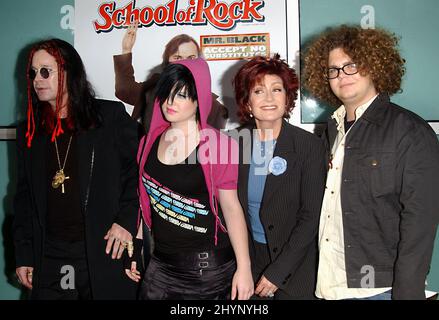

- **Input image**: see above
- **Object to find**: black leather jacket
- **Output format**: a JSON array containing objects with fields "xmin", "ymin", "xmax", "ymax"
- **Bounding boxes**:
[{"xmin": 323, "ymin": 94, "xmax": 439, "ymax": 299}]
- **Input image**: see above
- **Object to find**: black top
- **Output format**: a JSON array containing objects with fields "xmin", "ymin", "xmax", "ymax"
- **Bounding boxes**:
[
  {"xmin": 14, "ymin": 99, "xmax": 140, "ymax": 299},
  {"xmin": 144, "ymin": 136, "xmax": 229, "ymax": 254},
  {"xmin": 46, "ymin": 122, "xmax": 84, "ymax": 242},
  {"xmin": 344, "ymin": 117, "xmax": 355, "ymax": 132}
]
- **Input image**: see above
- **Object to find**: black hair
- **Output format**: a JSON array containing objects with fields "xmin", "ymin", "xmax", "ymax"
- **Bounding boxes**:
[{"xmin": 155, "ymin": 63, "xmax": 198, "ymax": 106}]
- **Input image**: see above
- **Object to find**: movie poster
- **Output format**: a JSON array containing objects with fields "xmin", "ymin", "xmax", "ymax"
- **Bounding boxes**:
[{"xmin": 75, "ymin": 0, "xmax": 300, "ymax": 127}]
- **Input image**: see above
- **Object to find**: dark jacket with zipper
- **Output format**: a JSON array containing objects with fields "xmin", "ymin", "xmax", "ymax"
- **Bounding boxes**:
[
  {"xmin": 13, "ymin": 99, "xmax": 139, "ymax": 299},
  {"xmin": 323, "ymin": 93, "xmax": 439, "ymax": 299}
]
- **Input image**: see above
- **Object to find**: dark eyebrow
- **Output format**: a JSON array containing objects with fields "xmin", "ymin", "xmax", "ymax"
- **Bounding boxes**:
[{"xmin": 328, "ymin": 61, "xmax": 354, "ymax": 68}]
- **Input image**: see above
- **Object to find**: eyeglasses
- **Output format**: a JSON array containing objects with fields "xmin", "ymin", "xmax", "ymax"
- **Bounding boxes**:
[
  {"xmin": 29, "ymin": 67, "xmax": 57, "ymax": 80},
  {"xmin": 326, "ymin": 63, "xmax": 358, "ymax": 79}
]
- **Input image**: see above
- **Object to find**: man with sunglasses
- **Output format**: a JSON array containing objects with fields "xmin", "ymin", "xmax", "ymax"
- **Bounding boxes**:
[
  {"xmin": 303, "ymin": 25, "xmax": 439, "ymax": 300},
  {"xmin": 13, "ymin": 38, "xmax": 140, "ymax": 299}
]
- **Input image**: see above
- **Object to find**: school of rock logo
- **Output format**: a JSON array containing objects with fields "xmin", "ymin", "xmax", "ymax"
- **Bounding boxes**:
[{"xmin": 93, "ymin": 0, "xmax": 265, "ymax": 32}]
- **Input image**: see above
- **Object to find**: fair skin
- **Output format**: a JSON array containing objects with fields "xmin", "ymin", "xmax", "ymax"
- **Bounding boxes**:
[
  {"xmin": 218, "ymin": 189, "xmax": 254, "ymax": 300},
  {"xmin": 159, "ymin": 88, "xmax": 200, "ymax": 164},
  {"xmin": 125, "ymin": 88, "xmax": 254, "ymax": 299},
  {"xmin": 16, "ymin": 49, "xmax": 134, "ymax": 290},
  {"xmin": 168, "ymin": 41, "xmax": 198, "ymax": 62},
  {"xmin": 248, "ymin": 74, "xmax": 287, "ymax": 141},
  {"xmin": 328, "ymin": 48, "xmax": 378, "ymax": 121},
  {"xmin": 31, "ymin": 49, "xmax": 68, "ymax": 116},
  {"xmin": 122, "ymin": 21, "xmax": 198, "ymax": 61},
  {"xmin": 247, "ymin": 74, "xmax": 288, "ymax": 297}
]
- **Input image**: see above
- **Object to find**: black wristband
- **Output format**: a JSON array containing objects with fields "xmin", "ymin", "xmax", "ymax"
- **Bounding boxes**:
[{"xmin": 123, "ymin": 238, "xmax": 144, "ymax": 273}]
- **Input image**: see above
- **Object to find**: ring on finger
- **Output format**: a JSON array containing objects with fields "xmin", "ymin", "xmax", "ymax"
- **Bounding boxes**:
[
  {"xmin": 127, "ymin": 241, "xmax": 134, "ymax": 255},
  {"xmin": 267, "ymin": 291, "xmax": 274, "ymax": 298}
]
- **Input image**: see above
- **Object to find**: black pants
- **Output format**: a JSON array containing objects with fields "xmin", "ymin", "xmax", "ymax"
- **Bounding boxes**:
[
  {"xmin": 33, "ymin": 238, "xmax": 92, "ymax": 300},
  {"xmin": 140, "ymin": 253, "xmax": 236, "ymax": 300}
]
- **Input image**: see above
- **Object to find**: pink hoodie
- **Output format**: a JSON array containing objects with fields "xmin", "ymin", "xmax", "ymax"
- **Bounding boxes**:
[{"xmin": 137, "ymin": 58, "xmax": 238, "ymax": 245}]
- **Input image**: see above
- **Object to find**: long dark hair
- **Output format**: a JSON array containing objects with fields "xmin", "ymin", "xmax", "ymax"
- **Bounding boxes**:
[{"xmin": 26, "ymin": 38, "xmax": 101, "ymax": 147}]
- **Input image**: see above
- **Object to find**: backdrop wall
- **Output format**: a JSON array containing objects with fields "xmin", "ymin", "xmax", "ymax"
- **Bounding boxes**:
[{"xmin": 0, "ymin": 0, "xmax": 438, "ymax": 299}]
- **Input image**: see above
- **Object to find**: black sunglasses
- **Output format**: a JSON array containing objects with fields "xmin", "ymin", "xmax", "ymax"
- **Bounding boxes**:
[{"xmin": 29, "ymin": 67, "xmax": 57, "ymax": 80}]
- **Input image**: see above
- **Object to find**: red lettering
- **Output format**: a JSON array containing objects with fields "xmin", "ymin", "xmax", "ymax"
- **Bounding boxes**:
[
  {"xmin": 93, "ymin": 2, "xmax": 114, "ymax": 32},
  {"xmin": 185, "ymin": 5, "xmax": 196, "ymax": 23},
  {"xmin": 154, "ymin": 6, "xmax": 168, "ymax": 24},
  {"xmin": 193, "ymin": 0, "xmax": 215, "ymax": 24},
  {"xmin": 165, "ymin": 0, "xmax": 177, "ymax": 24},
  {"xmin": 125, "ymin": 2, "xmax": 140, "ymax": 26},
  {"xmin": 213, "ymin": 3, "xmax": 228, "ymax": 21},
  {"xmin": 176, "ymin": 10, "xmax": 186, "ymax": 23},
  {"xmin": 140, "ymin": 7, "xmax": 153, "ymax": 25},
  {"xmin": 112, "ymin": 8, "xmax": 125, "ymax": 27},
  {"xmin": 229, "ymin": 2, "xmax": 243, "ymax": 20},
  {"xmin": 93, "ymin": 0, "xmax": 266, "ymax": 33},
  {"xmin": 241, "ymin": 0, "xmax": 264, "ymax": 21}
]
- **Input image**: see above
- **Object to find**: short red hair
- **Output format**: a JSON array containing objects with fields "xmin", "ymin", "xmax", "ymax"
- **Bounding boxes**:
[{"xmin": 233, "ymin": 54, "xmax": 299, "ymax": 124}]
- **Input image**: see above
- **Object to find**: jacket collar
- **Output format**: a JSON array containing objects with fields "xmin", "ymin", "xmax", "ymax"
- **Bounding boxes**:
[
  {"xmin": 262, "ymin": 120, "xmax": 294, "ymax": 206},
  {"xmin": 331, "ymin": 94, "xmax": 379, "ymax": 129},
  {"xmin": 239, "ymin": 120, "xmax": 295, "ymax": 213},
  {"xmin": 360, "ymin": 93, "xmax": 390, "ymax": 126},
  {"xmin": 327, "ymin": 93, "xmax": 389, "ymax": 147}
]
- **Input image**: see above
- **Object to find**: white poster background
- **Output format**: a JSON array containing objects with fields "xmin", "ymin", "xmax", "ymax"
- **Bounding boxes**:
[{"xmin": 75, "ymin": 0, "xmax": 300, "ymax": 128}]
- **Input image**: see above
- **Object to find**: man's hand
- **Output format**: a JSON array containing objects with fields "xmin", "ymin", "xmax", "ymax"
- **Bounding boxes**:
[
  {"xmin": 16, "ymin": 266, "xmax": 33, "ymax": 289},
  {"xmin": 104, "ymin": 223, "xmax": 133, "ymax": 259},
  {"xmin": 122, "ymin": 20, "xmax": 138, "ymax": 54}
]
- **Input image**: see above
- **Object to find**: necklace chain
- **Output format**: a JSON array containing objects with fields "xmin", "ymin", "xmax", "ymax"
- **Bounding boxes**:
[
  {"xmin": 54, "ymin": 135, "xmax": 73, "ymax": 171},
  {"xmin": 52, "ymin": 135, "xmax": 73, "ymax": 193}
]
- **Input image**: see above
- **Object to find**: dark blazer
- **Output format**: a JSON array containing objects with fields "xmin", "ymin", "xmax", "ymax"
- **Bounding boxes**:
[
  {"xmin": 13, "ymin": 99, "xmax": 139, "ymax": 299},
  {"xmin": 323, "ymin": 94, "xmax": 439, "ymax": 299},
  {"xmin": 237, "ymin": 120, "xmax": 326, "ymax": 298}
]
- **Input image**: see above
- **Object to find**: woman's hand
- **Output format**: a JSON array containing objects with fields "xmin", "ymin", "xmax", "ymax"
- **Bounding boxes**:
[
  {"xmin": 231, "ymin": 267, "xmax": 254, "ymax": 300},
  {"xmin": 125, "ymin": 261, "xmax": 141, "ymax": 282},
  {"xmin": 255, "ymin": 275, "xmax": 278, "ymax": 298}
]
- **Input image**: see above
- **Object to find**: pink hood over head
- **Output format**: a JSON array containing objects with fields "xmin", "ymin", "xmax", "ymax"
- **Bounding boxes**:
[
  {"xmin": 137, "ymin": 58, "xmax": 238, "ymax": 245},
  {"xmin": 148, "ymin": 58, "xmax": 213, "ymax": 134}
]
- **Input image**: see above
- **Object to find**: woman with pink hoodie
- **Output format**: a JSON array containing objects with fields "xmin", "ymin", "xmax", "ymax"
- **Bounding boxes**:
[{"xmin": 126, "ymin": 58, "xmax": 254, "ymax": 300}]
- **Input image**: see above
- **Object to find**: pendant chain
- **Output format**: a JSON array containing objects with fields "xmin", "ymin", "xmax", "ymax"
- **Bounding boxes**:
[
  {"xmin": 54, "ymin": 135, "xmax": 73, "ymax": 171},
  {"xmin": 52, "ymin": 135, "xmax": 73, "ymax": 193}
]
